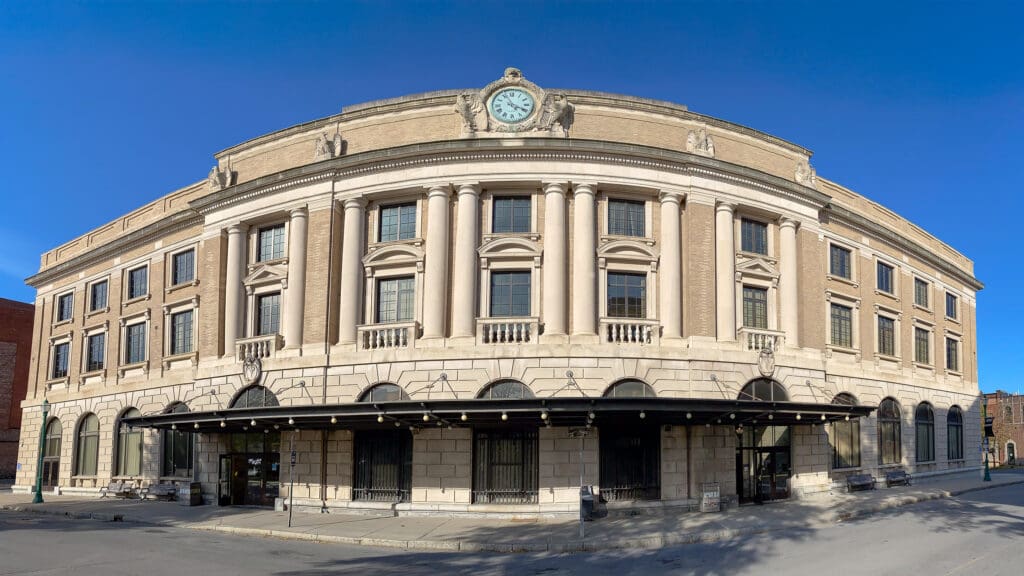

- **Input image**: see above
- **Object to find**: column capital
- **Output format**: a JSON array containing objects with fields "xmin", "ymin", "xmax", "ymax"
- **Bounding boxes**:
[
  {"xmin": 572, "ymin": 181, "xmax": 598, "ymax": 196},
  {"xmin": 542, "ymin": 181, "xmax": 568, "ymax": 195},
  {"xmin": 659, "ymin": 190, "xmax": 684, "ymax": 204},
  {"xmin": 455, "ymin": 182, "xmax": 481, "ymax": 197},
  {"xmin": 227, "ymin": 224, "xmax": 247, "ymax": 235},
  {"xmin": 426, "ymin": 184, "xmax": 452, "ymax": 198},
  {"xmin": 715, "ymin": 201, "xmax": 736, "ymax": 214},
  {"xmin": 779, "ymin": 216, "xmax": 800, "ymax": 230},
  {"xmin": 342, "ymin": 197, "xmax": 367, "ymax": 210},
  {"xmin": 289, "ymin": 206, "xmax": 309, "ymax": 219}
]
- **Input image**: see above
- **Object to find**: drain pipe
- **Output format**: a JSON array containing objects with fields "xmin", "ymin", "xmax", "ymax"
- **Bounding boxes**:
[{"xmin": 685, "ymin": 425, "xmax": 692, "ymax": 500}]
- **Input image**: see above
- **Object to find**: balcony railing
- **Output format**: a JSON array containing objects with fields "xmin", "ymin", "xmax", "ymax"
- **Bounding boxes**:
[
  {"xmin": 738, "ymin": 327, "xmax": 785, "ymax": 352},
  {"xmin": 600, "ymin": 318, "xmax": 660, "ymax": 345},
  {"xmin": 236, "ymin": 333, "xmax": 283, "ymax": 361},
  {"xmin": 477, "ymin": 317, "xmax": 540, "ymax": 344},
  {"xmin": 358, "ymin": 321, "xmax": 419, "ymax": 350}
]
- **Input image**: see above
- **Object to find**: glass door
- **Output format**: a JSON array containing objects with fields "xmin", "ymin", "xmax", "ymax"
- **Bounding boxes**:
[{"xmin": 736, "ymin": 426, "xmax": 791, "ymax": 503}]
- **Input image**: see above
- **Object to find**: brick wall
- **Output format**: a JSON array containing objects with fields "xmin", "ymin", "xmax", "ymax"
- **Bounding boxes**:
[{"xmin": 0, "ymin": 298, "xmax": 33, "ymax": 478}]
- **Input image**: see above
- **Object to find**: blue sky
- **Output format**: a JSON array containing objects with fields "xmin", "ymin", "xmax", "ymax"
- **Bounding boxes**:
[{"xmin": 0, "ymin": 1, "xmax": 1020, "ymax": 392}]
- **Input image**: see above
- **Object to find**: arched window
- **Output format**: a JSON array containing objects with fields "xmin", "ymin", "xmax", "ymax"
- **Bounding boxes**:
[
  {"xmin": 738, "ymin": 378, "xmax": 788, "ymax": 402},
  {"xmin": 75, "ymin": 413, "xmax": 100, "ymax": 476},
  {"xmin": 878, "ymin": 398, "xmax": 901, "ymax": 465},
  {"xmin": 116, "ymin": 408, "xmax": 142, "ymax": 476},
  {"xmin": 358, "ymin": 383, "xmax": 410, "ymax": 403},
  {"xmin": 603, "ymin": 379, "xmax": 656, "ymax": 398},
  {"xmin": 947, "ymin": 406, "xmax": 964, "ymax": 461},
  {"xmin": 915, "ymin": 403, "xmax": 935, "ymax": 462},
  {"xmin": 477, "ymin": 379, "xmax": 534, "ymax": 400},
  {"xmin": 42, "ymin": 418, "xmax": 62, "ymax": 488},
  {"xmin": 162, "ymin": 403, "xmax": 193, "ymax": 477},
  {"xmin": 230, "ymin": 385, "xmax": 280, "ymax": 409},
  {"xmin": 831, "ymin": 393, "xmax": 860, "ymax": 469}
]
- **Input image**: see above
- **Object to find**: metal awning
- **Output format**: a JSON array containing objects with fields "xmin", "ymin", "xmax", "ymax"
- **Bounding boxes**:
[{"xmin": 122, "ymin": 397, "xmax": 876, "ymax": 433}]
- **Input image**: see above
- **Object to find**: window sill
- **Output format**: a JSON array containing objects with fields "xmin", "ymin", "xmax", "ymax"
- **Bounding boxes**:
[
  {"xmin": 80, "ymin": 368, "xmax": 106, "ymax": 382},
  {"xmin": 877, "ymin": 463, "xmax": 904, "ymax": 470},
  {"xmin": 85, "ymin": 307, "xmax": 110, "ymax": 319},
  {"xmin": 874, "ymin": 289, "xmax": 899, "ymax": 302},
  {"xmin": 826, "ymin": 345, "xmax": 859, "ymax": 359},
  {"xmin": 250, "ymin": 256, "xmax": 288, "ymax": 270},
  {"xmin": 945, "ymin": 315, "xmax": 961, "ymax": 325},
  {"xmin": 601, "ymin": 234, "xmax": 656, "ymax": 247},
  {"xmin": 832, "ymin": 465, "xmax": 863, "ymax": 472},
  {"xmin": 913, "ymin": 362, "xmax": 934, "ymax": 371},
  {"xmin": 483, "ymin": 232, "xmax": 540, "ymax": 242},
  {"xmin": 165, "ymin": 279, "xmax": 200, "ymax": 295},
  {"xmin": 162, "ymin": 351, "xmax": 198, "ymax": 369},
  {"xmin": 46, "ymin": 377, "xmax": 69, "ymax": 390},
  {"xmin": 122, "ymin": 294, "xmax": 151, "ymax": 307},
  {"xmin": 945, "ymin": 369, "xmax": 963, "ymax": 378},
  {"xmin": 52, "ymin": 318, "xmax": 73, "ymax": 328},
  {"xmin": 118, "ymin": 361, "xmax": 149, "ymax": 378},
  {"xmin": 827, "ymin": 274, "xmax": 859, "ymax": 289},
  {"xmin": 912, "ymin": 303, "xmax": 932, "ymax": 314},
  {"xmin": 738, "ymin": 250, "xmax": 774, "ymax": 261},
  {"xmin": 875, "ymin": 353, "xmax": 900, "ymax": 362}
]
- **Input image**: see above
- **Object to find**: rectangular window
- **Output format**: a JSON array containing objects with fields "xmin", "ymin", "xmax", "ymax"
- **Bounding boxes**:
[
  {"xmin": 170, "ymin": 310, "xmax": 193, "ymax": 355},
  {"xmin": 89, "ymin": 281, "xmax": 108, "ymax": 312},
  {"xmin": 376, "ymin": 277, "xmax": 415, "ymax": 323},
  {"xmin": 914, "ymin": 327, "xmax": 929, "ymax": 364},
  {"xmin": 877, "ymin": 262, "xmax": 894, "ymax": 294},
  {"xmin": 86, "ymin": 333, "xmax": 105, "ymax": 372},
  {"xmin": 472, "ymin": 429, "xmax": 539, "ymax": 504},
  {"xmin": 171, "ymin": 249, "xmax": 195, "ymax": 285},
  {"xmin": 492, "ymin": 197, "xmax": 531, "ymax": 234},
  {"xmin": 51, "ymin": 342, "xmax": 69, "ymax": 379},
  {"xmin": 162, "ymin": 427, "xmax": 194, "ymax": 478},
  {"xmin": 830, "ymin": 303, "xmax": 853, "ymax": 348},
  {"xmin": 256, "ymin": 293, "xmax": 281, "ymax": 336},
  {"xmin": 945, "ymin": 292, "xmax": 958, "ymax": 319},
  {"xmin": 830, "ymin": 245, "xmax": 852, "ymax": 279},
  {"xmin": 379, "ymin": 203, "xmax": 417, "ymax": 242},
  {"xmin": 607, "ymin": 272, "xmax": 646, "ymax": 318},
  {"xmin": 490, "ymin": 271, "xmax": 531, "ymax": 317},
  {"xmin": 125, "ymin": 323, "xmax": 146, "ymax": 364},
  {"xmin": 741, "ymin": 219, "xmax": 768, "ymax": 255},
  {"xmin": 608, "ymin": 199, "xmax": 645, "ymax": 237},
  {"xmin": 257, "ymin": 224, "xmax": 286, "ymax": 261},
  {"xmin": 127, "ymin": 266, "xmax": 148, "ymax": 300},
  {"xmin": 946, "ymin": 337, "xmax": 959, "ymax": 371},
  {"xmin": 742, "ymin": 286, "xmax": 768, "ymax": 329},
  {"xmin": 914, "ymin": 278, "xmax": 929, "ymax": 308},
  {"xmin": 56, "ymin": 292, "xmax": 73, "ymax": 322},
  {"xmin": 878, "ymin": 316, "xmax": 896, "ymax": 356}
]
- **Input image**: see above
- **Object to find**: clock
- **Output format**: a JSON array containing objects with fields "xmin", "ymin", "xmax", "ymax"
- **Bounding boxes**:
[{"xmin": 489, "ymin": 88, "xmax": 535, "ymax": 124}]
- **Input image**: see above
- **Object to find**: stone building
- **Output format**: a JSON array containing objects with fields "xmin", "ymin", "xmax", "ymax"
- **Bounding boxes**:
[
  {"xmin": 14, "ymin": 68, "xmax": 982, "ymax": 515},
  {"xmin": 984, "ymin": 391, "xmax": 1023, "ymax": 466},
  {"xmin": 1, "ymin": 297, "xmax": 33, "ymax": 478}
]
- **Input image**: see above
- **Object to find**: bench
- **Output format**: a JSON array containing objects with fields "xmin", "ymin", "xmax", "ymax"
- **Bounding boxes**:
[
  {"xmin": 99, "ymin": 481, "xmax": 138, "ymax": 499},
  {"xmin": 141, "ymin": 483, "xmax": 178, "ymax": 501},
  {"xmin": 885, "ymin": 469, "xmax": 912, "ymax": 487},
  {"xmin": 845, "ymin": 473, "xmax": 877, "ymax": 492}
]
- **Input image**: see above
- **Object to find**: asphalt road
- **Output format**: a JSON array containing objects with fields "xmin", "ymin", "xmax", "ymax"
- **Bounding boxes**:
[{"xmin": 1, "ymin": 483, "xmax": 1022, "ymax": 576}]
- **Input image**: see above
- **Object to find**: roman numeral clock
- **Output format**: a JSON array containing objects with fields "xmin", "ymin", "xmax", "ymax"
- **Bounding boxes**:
[{"xmin": 454, "ymin": 67, "xmax": 574, "ymax": 137}]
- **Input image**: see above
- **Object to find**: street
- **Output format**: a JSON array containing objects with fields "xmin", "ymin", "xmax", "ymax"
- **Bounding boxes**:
[{"xmin": 1, "ymin": 483, "xmax": 1022, "ymax": 576}]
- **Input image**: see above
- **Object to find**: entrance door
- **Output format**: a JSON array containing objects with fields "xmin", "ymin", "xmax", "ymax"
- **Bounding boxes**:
[
  {"xmin": 599, "ymin": 425, "xmax": 660, "ymax": 501},
  {"xmin": 1008, "ymin": 442, "xmax": 1017, "ymax": 464},
  {"xmin": 736, "ymin": 426, "xmax": 792, "ymax": 503}
]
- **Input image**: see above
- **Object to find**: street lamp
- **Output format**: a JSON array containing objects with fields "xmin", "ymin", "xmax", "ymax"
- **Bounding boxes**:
[{"xmin": 32, "ymin": 398, "xmax": 49, "ymax": 504}]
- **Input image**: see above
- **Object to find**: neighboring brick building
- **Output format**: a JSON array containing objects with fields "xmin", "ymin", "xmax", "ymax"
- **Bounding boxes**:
[
  {"xmin": 984, "ymin": 391, "xmax": 1023, "ymax": 466},
  {"xmin": 0, "ymin": 297, "xmax": 33, "ymax": 478}
]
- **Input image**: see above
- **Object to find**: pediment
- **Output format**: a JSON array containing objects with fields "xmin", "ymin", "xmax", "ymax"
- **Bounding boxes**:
[
  {"xmin": 243, "ymin": 263, "xmax": 287, "ymax": 287},
  {"xmin": 478, "ymin": 237, "xmax": 542, "ymax": 259},
  {"xmin": 736, "ymin": 257, "xmax": 779, "ymax": 279},
  {"xmin": 363, "ymin": 244, "xmax": 424, "ymax": 268},
  {"xmin": 597, "ymin": 239, "xmax": 659, "ymax": 263}
]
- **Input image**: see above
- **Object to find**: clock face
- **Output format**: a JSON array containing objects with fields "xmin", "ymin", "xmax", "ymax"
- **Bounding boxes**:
[{"xmin": 490, "ymin": 88, "xmax": 535, "ymax": 124}]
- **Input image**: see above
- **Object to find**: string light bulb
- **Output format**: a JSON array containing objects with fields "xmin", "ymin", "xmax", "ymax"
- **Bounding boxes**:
[
  {"xmin": 422, "ymin": 413, "xmax": 430, "ymax": 422},
  {"xmin": 377, "ymin": 414, "xmax": 384, "ymax": 423},
  {"xmin": 330, "ymin": 416, "xmax": 337, "ymax": 424},
  {"xmin": 540, "ymin": 411, "xmax": 549, "ymax": 420},
  {"xmin": 501, "ymin": 411, "xmax": 508, "ymax": 421},
  {"xmin": 460, "ymin": 412, "xmax": 468, "ymax": 422},
  {"xmin": 220, "ymin": 419, "xmax": 226, "ymax": 428},
  {"xmin": 639, "ymin": 411, "xmax": 646, "ymax": 419}
]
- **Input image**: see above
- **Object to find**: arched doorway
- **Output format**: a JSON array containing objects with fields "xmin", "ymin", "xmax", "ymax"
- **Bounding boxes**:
[
  {"xmin": 599, "ymin": 379, "xmax": 660, "ymax": 501},
  {"xmin": 353, "ymin": 384, "xmax": 413, "ymax": 502},
  {"xmin": 735, "ymin": 378, "xmax": 792, "ymax": 503},
  {"xmin": 219, "ymin": 385, "xmax": 281, "ymax": 507},
  {"xmin": 41, "ymin": 418, "xmax": 62, "ymax": 489}
]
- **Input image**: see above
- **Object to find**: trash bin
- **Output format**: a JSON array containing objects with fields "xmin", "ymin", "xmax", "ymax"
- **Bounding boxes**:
[
  {"xmin": 178, "ymin": 482, "xmax": 202, "ymax": 506},
  {"xmin": 580, "ymin": 485, "xmax": 595, "ymax": 521}
]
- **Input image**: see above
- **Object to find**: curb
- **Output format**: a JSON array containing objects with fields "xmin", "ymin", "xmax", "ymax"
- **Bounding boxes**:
[{"xmin": 831, "ymin": 478, "xmax": 1024, "ymax": 523}]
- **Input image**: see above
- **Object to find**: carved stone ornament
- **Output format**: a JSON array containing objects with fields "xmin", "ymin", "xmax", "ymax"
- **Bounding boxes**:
[
  {"xmin": 795, "ymin": 160, "xmax": 817, "ymax": 187},
  {"xmin": 242, "ymin": 354, "xmax": 262, "ymax": 385},
  {"xmin": 686, "ymin": 128, "xmax": 715, "ymax": 157},
  {"xmin": 208, "ymin": 165, "xmax": 235, "ymax": 191},
  {"xmin": 456, "ymin": 67, "xmax": 574, "ymax": 138},
  {"xmin": 313, "ymin": 131, "xmax": 345, "ymax": 161},
  {"xmin": 757, "ymin": 347, "xmax": 776, "ymax": 377}
]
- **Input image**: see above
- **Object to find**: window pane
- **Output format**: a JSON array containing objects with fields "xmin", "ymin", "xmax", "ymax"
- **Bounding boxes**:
[
  {"xmin": 878, "ymin": 316, "xmax": 895, "ymax": 356},
  {"xmin": 830, "ymin": 245, "xmax": 851, "ymax": 278},
  {"xmin": 173, "ymin": 250, "xmax": 195, "ymax": 285},
  {"xmin": 914, "ymin": 327, "xmax": 929, "ymax": 363},
  {"xmin": 490, "ymin": 271, "xmax": 531, "ymax": 317},
  {"xmin": 57, "ymin": 293, "xmax": 73, "ymax": 321},
  {"xmin": 52, "ymin": 342, "xmax": 69, "ymax": 379},
  {"xmin": 87, "ymin": 333, "xmax": 105, "ymax": 371},
  {"xmin": 128, "ymin": 267, "xmax": 148, "ymax": 299},
  {"xmin": 830, "ymin": 304, "xmax": 852, "ymax": 348},
  {"xmin": 257, "ymin": 293, "xmax": 281, "ymax": 335},
  {"xmin": 741, "ymin": 219, "xmax": 768, "ymax": 254},
  {"xmin": 914, "ymin": 279, "xmax": 928, "ymax": 307},
  {"xmin": 380, "ymin": 203, "xmax": 416, "ymax": 242},
  {"xmin": 90, "ymin": 281, "xmax": 108, "ymax": 311},
  {"xmin": 878, "ymin": 399, "xmax": 902, "ymax": 465},
  {"xmin": 377, "ymin": 277, "xmax": 415, "ymax": 323},
  {"xmin": 607, "ymin": 272, "xmax": 646, "ymax": 318},
  {"xmin": 946, "ymin": 338, "xmax": 959, "ymax": 371},
  {"xmin": 258, "ymin": 224, "xmax": 286, "ymax": 261},
  {"xmin": 608, "ymin": 200, "xmax": 645, "ymax": 237},
  {"xmin": 171, "ymin": 310, "xmax": 193, "ymax": 355},
  {"xmin": 493, "ymin": 197, "xmax": 531, "ymax": 233},
  {"xmin": 126, "ymin": 323, "xmax": 146, "ymax": 364},
  {"xmin": 742, "ymin": 286, "xmax": 768, "ymax": 329},
  {"xmin": 877, "ymin": 262, "xmax": 893, "ymax": 293},
  {"xmin": 945, "ymin": 293, "xmax": 957, "ymax": 318}
]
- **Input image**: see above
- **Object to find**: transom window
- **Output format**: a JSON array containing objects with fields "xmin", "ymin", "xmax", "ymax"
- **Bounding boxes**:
[
  {"xmin": 89, "ymin": 280, "xmax": 108, "ymax": 312},
  {"xmin": 741, "ymin": 218, "xmax": 768, "ymax": 255},
  {"xmin": 830, "ymin": 245, "xmax": 852, "ymax": 279},
  {"xmin": 877, "ymin": 262, "xmax": 894, "ymax": 294},
  {"xmin": 492, "ymin": 196, "xmax": 531, "ymax": 234},
  {"xmin": 738, "ymin": 378, "xmax": 788, "ymax": 402},
  {"xmin": 257, "ymin": 224, "xmax": 286, "ymax": 262},
  {"xmin": 56, "ymin": 292, "xmax": 73, "ymax": 322},
  {"xmin": 257, "ymin": 293, "xmax": 281, "ymax": 336},
  {"xmin": 878, "ymin": 398, "xmax": 902, "ymax": 465},
  {"xmin": 878, "ymin": 316, "xmax": 896, "ymax": 356},
  {"xmin": 947, "ymin": 406, "xmax": 964, "ymax": 461},
  {"xmin": 86, "ymin": 333, "xmax": 105, "ymax": 372},
  {"xmin": 478, "ymin": 379, "xmax": 535, "ymax": 400},
  {"xmin": 915, "ymin": 403, "xmax": 935, "ymax": 462},
  {"xmin": 51, "ymin": 342, "xmax": 69, "ymax": 379},
  {"xmin": 914, "ymin": 278, "xmax": 929, "ymax": 308},
  {"xmin": 125, "ymin": 322, "xmax": 146, "ymax": 364},
  {"xmin": 127, "ymin": 266, "xmax": 148, "ymax": 300},
  {"xmin": 230, "ymin": 385, "xmax": 280, "ymax": 409},
  {"xmin": 946, "ymin": 337, "xmax": 959, "ymax": 371},
  {"xmin": 914, "ymin": 327, "xmax": 929, "ymax": 364},
  {"xmin": 376, "ymin": 276, "xmax": 415, "ymax": 323},
  {"xmin": 945, "ymin": 292, "xmax": 958, "ymax": 319},
  {"xmin": 170, "ymin": 310, "xmax": 193, "ymax": 355},
  {"xmin": 359, "ymin": 383, "xmax": 410, "ymax": 402},
  {"xmin": 607, "ymin": 272, "xmax": 646, "ymax": 318},
  {"xmin": 830, "ymin": 303, "xmax": 853, "ymax": 348},
  {"xmin": 608, "ymin": 199, "xmax": 645, "ymax": 237},
  {"xmin": 75, "ymin": 413, "xmax": 100, "ymax": 476},
  {"xmin": 172, "ymin": 249, "xmax": 195, "ymax": 285},
  {"xmin": 604, "ymin": 379, "xmax": 656, "ymax": 398},
  {"xmin": 742, "ymin": 286, "xmax": 768, "ymax": 329},
  {"xmin": 490, "ymin": 271, "xmax": 530, "ymax": 317},
  {"xmin": 379, "ymin": 203, "xmax": 417, "ymax": 242},
  {"xmin": 831, "ymin": 393, "xmax": 861, "ymax": 469}
]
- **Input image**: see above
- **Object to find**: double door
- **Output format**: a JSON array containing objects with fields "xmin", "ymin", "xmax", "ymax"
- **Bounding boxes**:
[
  {"xmin": 218, "ymin": 452, "xmax": 280, "ymax": 507},
  {"xmin": 737, "ymin": 425, "xmax": 792, "ymax": 504}
]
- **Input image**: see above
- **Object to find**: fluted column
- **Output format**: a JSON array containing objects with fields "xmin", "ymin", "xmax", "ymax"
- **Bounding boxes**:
[
  {"xmin": 422, "ymin": 185, "xmax": 451, "ymax": 340},
  {"xmin": 451, "ymin": 183, "xmax": 480, "ymax": 339},
  {"xmin": 283, "ymin": 207, "xmax": 308, "ymax": 350},
  {"xmin": 338, "ymin": 198, "xmax": 366, "ymax": 345},
  {"xmin": 224, "ymin": 224, "xmax": 247, "ymax": 357},
  {"xmin": 659, "ymin": 191, "xmax": 683, "ymax": 340},
  {"xmin": 779, "ymin": 217, "xmax": 800, "ymax": 348},
  {"xmin": 572, "ymin": 182, "xmax": 597, "ymax": 337},
  {"xmin": 542, "ymin": 182, "xmax": 568, "ymax": 337},
  {"xmin": 715, "ymin": 202, "xmax": 736, "ymax": 341}
]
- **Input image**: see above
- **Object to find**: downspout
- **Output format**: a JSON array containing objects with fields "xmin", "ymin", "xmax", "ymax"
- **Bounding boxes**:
[{"xmin": 685, "ymin": 424, "xmax": 692, "ymax": 501}]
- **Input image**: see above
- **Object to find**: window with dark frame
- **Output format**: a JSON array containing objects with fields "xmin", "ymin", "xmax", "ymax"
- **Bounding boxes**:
[
  {"xmin": 830, "ymin": 245, "xmax": 852, "ymax": 279},
  {"xmin": 946, "ymin": 337, "xmax": 959, "ymax": 371},
  {"xmin": 490, "ymin": 271, "xmax": 530, "ymax": 317},
  {"xmin": 116, "ymin": 408, "xmax": 142, "ymax": 477},
  {"xmin": 127, "ymin": 266, "xmax": 148, "ymax": 300},
  {"xmin": 172, "ymin": 249, "xmax": 195, "ymax": 285},
  {"xmin": 878, "ymin": 316, "xmax": 896, "ymax": 356},
  {"xmin": 878, "ymin": 398, "xmax": 902, "ymax": 465},
  {"xmin": 742, "ymin": 286, "xmax": 768, "ymax": 329},
  {"xmin": 257, "ymin": 224, "xmax": 286, "ymax": 262},
  {"xmin": 830, "ymin": 303, "xmax": 853, "ymax": 348},
  {"xmin": 379, "ymin": 203, "xmax": 417, "ymax": 242},
  {"xmin": 608, "ymin": 199, "xmax": 645, "ymax": 237},
  {"xmin": 56, "ymin": 292, "xmax": 73, "ymax": 322},
  {"xmin": 741, "ymin": 218, "xmax": 768, "ymax": 255},
  {"xmin": 492, "ymin": 196, "xmax": 531, "ymax": 234},
  {"xmin": 86, "ymin": 333, "xmax": 105, "ymax": 372},
  {"xmin": 915, "ymin": 403, "xmax": 935, "ymax": 462},
  {"xmin": 170, "ymin": 310, "xmax": 193, "ymax": 355},
  {"xmin": 257, "ymin": 293, "xmax": 281, "ymax": 336},
  {"xmin": 947, "ymin": 407, "xmax": 964, "ymax": 461},
  {"xmin": 914, "ymin": 278, "xmax": 929, "ymax": 308},
  {"xmin": 51, "ymin": 342, "xmax": 69, "ymax": 379},
  {"xmin": 75, "ymin": 414, "xmax": 99, "ymax": 476},
  {"xmin": 831, "ymin": 393, "xmax": 861, "ymax": 469},
  {"xmin": 472, "ymin": 429, "xmax": 539, "ymax": 504},
  {"xmin": 162, "ymin": 403, "xmax": 193, "ymax": 477},
  {"xmin": 376, "ymin": 277, "xmax": 415, "ymax": 323},
  {"xmin": 877, "ymin": 261, "xmax": 894, "ymax": 294},
  {"xmin": 125, "ymin": 323, "xmax": 146, "ymax": 364},
  {"xmin": 607, "ymin": 272, "xmax": 646, "ymax": 318},
  {"xmin": 89, "ymin": 280, "xmax": 108, "ymax": 312},
  {"xmin": 945, "ymin": 292, "xmax": 958, "ymax": 319},
  {"xmin": 914, "ymin": 327, "xmax": 929, "ymax": 364}
]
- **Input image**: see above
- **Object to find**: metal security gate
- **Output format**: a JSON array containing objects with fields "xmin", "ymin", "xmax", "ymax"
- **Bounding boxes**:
[
  {"xmin": 353, "ymin": 429, "xmax": 413, "ymax": 502},
  {"xmin": 599, "ymin": 425, "xmax": 661, "ymax": 501},
  {"xmin": 473, "ymin": 429, "xmax": 539, "ymax": 504}
]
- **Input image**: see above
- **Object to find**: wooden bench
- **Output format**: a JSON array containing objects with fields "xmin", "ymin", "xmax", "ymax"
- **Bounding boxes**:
[
  {"xmin": 845, "ymin": 473, "xmax": 877, "ymax": 492},
  {"xmin": 885, "ymin": 469, "xmax": 912, "ymax": 487},
  {"xmin": 99, "ymin": 481, "xmax": 138, "ymax": 499},
  {"xmin": 141, "ymin": 483, "xmax": 178, "ymax": 501}
]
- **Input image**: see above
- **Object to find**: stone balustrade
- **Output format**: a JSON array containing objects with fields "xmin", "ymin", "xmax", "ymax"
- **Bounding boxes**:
[
  {"xmin": 477, "ymin": 317, "xmax": 540, "ymax": 344},
  {"xmin": 236, "ymin": 333, "xmax": 284, "ymax": 361},
  {"xmin": 358, "ymin": 321, "xmax": 419, "ymax": 350},
  {"xmin": 599, "ymin": 318, "xmax": 660, "ymax": 345},
  {"xmin": 738, "ymin": 327, "xmax": 786, "ymax": 352}
]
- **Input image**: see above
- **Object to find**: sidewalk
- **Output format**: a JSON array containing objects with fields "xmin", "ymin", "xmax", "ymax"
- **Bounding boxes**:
[{"xmin": 2, "ymin": 471, "xmax": 1022, "ymax": 553}]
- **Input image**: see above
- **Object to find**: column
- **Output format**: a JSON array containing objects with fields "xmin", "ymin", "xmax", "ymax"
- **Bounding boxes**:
[
  {"xmin": 283, "ymin": 207, "xmax": 308, "ymax": 350},
  {"xmin": 779, "ymin": 217, "xmax": 800, "ymax": 348},
  {"xmin": 542, "ymin": 182, "xmax": 568, "ymax": 337},
  {"xmin": 451, "ymin": 183, "xmax": 480, "ymax": 339},
  {"xmin": 715, "ymin": 202, "xmax": 736, "ymax": 341},
  {"xmin": 422, "ymin": 185, "xmax": 451, "ymax": 340},
  {"xmin": 338, "ymin": 198, "xmax": 366, "ymax": 345},
  {"xmin": 659, "ymin": 191, "xmax": 683, "ymax": 340},
  {"xmin": 572, "ymin": 183, "xmax": 597, "ymax": 337},
  {"xmin": 224, "ymin": 224, "xmax": 247, "ymax": 357}
]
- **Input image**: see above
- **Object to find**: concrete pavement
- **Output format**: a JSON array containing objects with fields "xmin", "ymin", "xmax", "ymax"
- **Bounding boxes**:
[{"xmin": 2, "ymin": 470, "xmax": 1022, "ymax": 553}]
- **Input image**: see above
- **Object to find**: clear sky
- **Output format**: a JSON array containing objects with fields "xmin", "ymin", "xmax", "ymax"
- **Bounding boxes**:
[{"xmin": 0, "ymin": 2, "xmax": 1020, "ymax": 393}]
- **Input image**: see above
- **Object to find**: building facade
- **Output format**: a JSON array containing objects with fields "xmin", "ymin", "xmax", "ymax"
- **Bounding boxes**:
[
  {"xmin": 1, "ymin": 297, "xmax": 33, "ymax": 478},
  {"xmin": 984, "ymin": 392, "xmax": 1022, "ymax": 466},
  {"xmin": 15, "ymin": 69, "xmax": 983, "ymax": 515}
]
